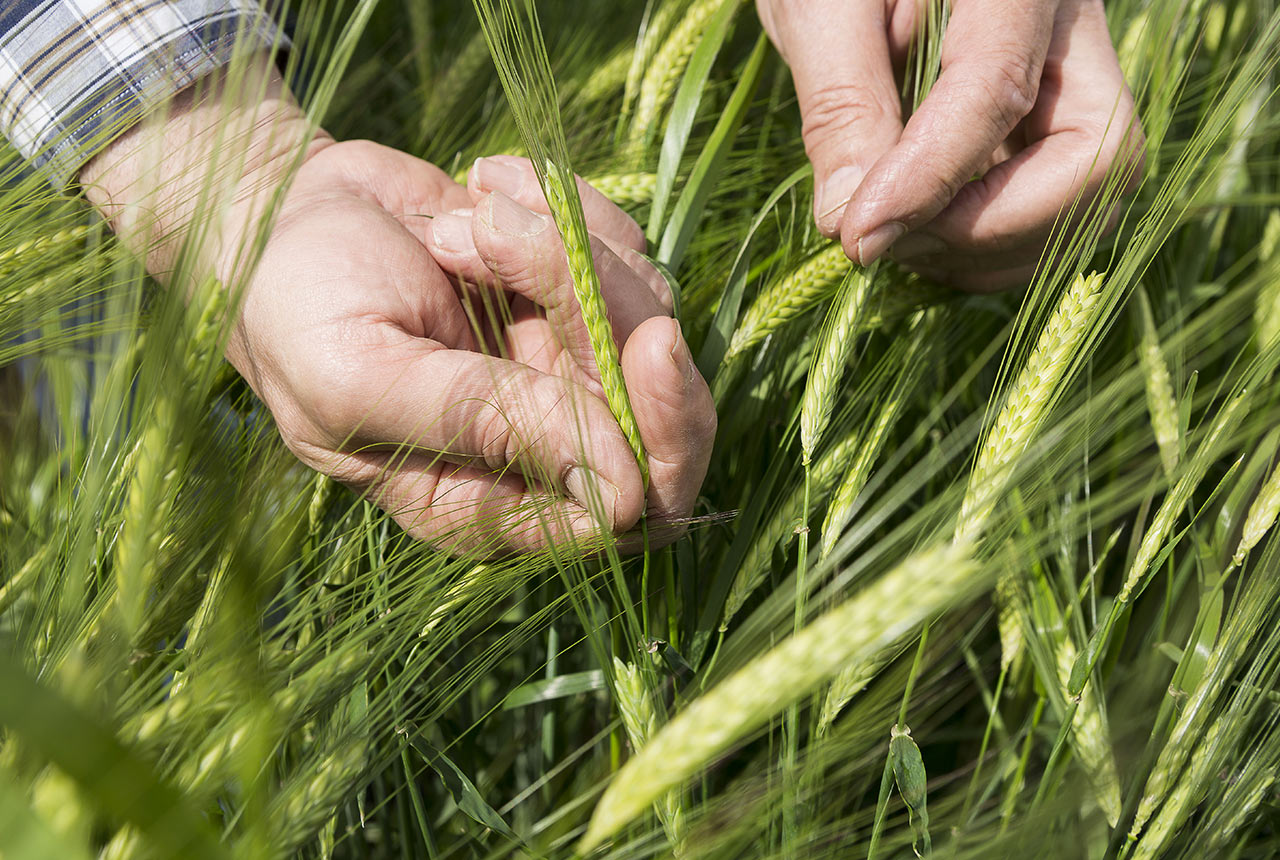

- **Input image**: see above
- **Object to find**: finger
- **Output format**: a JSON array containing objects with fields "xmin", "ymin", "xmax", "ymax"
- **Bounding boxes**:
[
  {"xmin": 296, "ymin": 337, "xmax": 646, "ymax": 534},
  {"xmin": 422, "ymin": 210, "xmax": 499, "ymax": 287},
  {"xmin": 332, "ymin": 140, "xmax": 474, "ymax": 218},
  {"xmin": 893, "ymin": 2, "xmax": 1142, "ymax": 259},
  {"xmin": 622, "ymin": 316, "xmax": 716, "ymax": 539},
  {"xmin": 760, "ymin": 0, "xmax": 904, "ymax": 236},
  {"xmin": 907, "ymin": 260, "xmax": 1042, "ymax": 294},
  {"xmin": 355, "ymin": 452, "xmax": 612, "ymax": 556},
  {"xmin": 841, "ymin": 0, "xmax": 1058, "ymax": 264},
  {"xmin": 426, "ymin": 206, "xmax": 673, "ymax": 314},
  {"xmin": 894, "ymin": 199, "xmax": 1121, "ymax": 292},
  {"xmin": 467, "ymin": 156, "xmax": 672, "ymax": 310},
  {"xmin": 466, "ymin": 192, "xmax": 670, "ymax": 376},
  {"xmin": 468, "ymin": 155, "xmax": 647, "ymax": 253}
]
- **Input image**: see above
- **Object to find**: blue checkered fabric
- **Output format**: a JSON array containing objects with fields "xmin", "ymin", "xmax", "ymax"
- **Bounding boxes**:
[{"xmin": 0, "ymin": 0, "xmax": 284, "ymax": 186}]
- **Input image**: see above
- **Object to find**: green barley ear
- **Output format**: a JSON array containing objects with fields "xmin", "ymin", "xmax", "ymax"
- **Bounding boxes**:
[
  {"xmin": 1119, "ymin": 389, "xmax": 1250, "ymax": 603},
  {"xmin": 1255, "ymin": 209, "xmax": 1280, "ymax": 348},
  {"xmin": 799, "ymin": 266, "xmax": 875, "ymax": 465},
  {"xmin": 543, "ymin": 163, "xmax": 649, "ymax": 487},
  {"xmin": 269, "ymin": 741, "xmax": 368, "ymax": 854},
  {"xmin": 723, "ymin": 432, "xmax": 861, "ymax": 629},
  {"xmin": 817, "ymin": 648, "xmax": 896, "ymax": 736},
  {"xmin": 721, "ymin": 244, "xmax": 851, "ymax": 372},
  {"xmin": 1201, "ymin": 764, "xmax": 1277, "ymax": 857},
  {"xmin": 581, "ymin": 542, "xmax": 981, "ymax": 852},
  {"xmin": 1232, "ymin": 456, "xmax": 1280, "ymax": 567},
  {"xmin": 612, "ymin": 658, "xmax": 687, "ymax": 854},
  {"xmin": 820, "ymin": 310, "xmax": 932, "ymax": 561},
  {"xmin": 578, "ymin": 47, "xmax": 633, "ymax": 104},
  {"xmin": 1129, "ymin": 717, "xmax": 1229, "ymax": 860},
  {"xmin": 29, "ymin": 766, "xmax": 92, "ymax": 849},
  {"xmin": 115, "ymin": 279, "xmax": 227, "ymax": 640},
  {"xmin": 955, "ymin": 272, "xmax": 1107, "ymax": 543},
  {"xmin": 0, "ymin": 225, "xmax": 91, "ymax": 280},
  {"xmin": 620, "ymin": 0, "xmax": 689, "ymax": 128},
  {"xmin": 584, "ymin": 172, "xmax": 658, "ymax": 208},
  {"xmin": 1128, "ymin": 540, "xmax": 1280, "ymax": 842},
  {"xmin": 1136, "ymin": 287, "xmax": 1181, "ymax": 479},
  {"xmin": 718, "ymin": 249, "xmax": 946, "ymax": 400},
  {"xmin": 1056, "ymin": 636, "xmax": 1121, "ymax": 825},
  {"xmin": 994, "ymin": 569, "xmax": 1025, "ymax": 674},
  {"xmin": 628, "ymin": 0, "xmax": 741, "ymax": 151},
  {"xmin": 819, "ymin": 399, "xmax": 897, "ymax": 561},
  {"xmin": 474, "ymin": 0, "xmax": 649, "ymax": 490}
]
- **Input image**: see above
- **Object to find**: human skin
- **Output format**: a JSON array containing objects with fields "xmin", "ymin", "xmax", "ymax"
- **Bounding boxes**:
[
  {"xmin": 757, "ymin": 0, "xmax": 1144, "ymax": 291},
  {"xmin": 79, "ymin": 56, "xmax": 716, "ymax": 555}
]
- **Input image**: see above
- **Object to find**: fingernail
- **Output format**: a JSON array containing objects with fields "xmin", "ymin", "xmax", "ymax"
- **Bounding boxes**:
[
  {"xmin": 486, "ymin": 191, "xmax": 546, "ymax": 236},
  {"xmin": 815, "ymin": 165, "xmax": 865, "ymax": 236},
  {"xmin": 856, "ymin": 221, "xmax": 907, "ymax": 265},
  {"xmin": 889, "ymin": 231, "xmax": 947, "ymax": 261},
  {"xmin": 474, "ymin": 156, "xmax": 526, "ymax": 194},
  {"xmin": 667, "ymin": 319, "xmax": 695, "ymax": 388},
  {"xmin": 429, "ymin": 212, "xmax": 471, "ymax": 253},
  {"xmin": 564, "ymin": 466, "xmax": 619, "ymax": 524}
]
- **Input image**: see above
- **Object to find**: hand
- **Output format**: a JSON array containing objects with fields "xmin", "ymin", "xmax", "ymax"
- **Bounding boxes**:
[
  {"xmin": 758, "ymin": 0, "xmax": 1144, "ymax": 291},
  {"xmin": 81, "ymin": 61, "xmax": 715, "ymax": 555}
]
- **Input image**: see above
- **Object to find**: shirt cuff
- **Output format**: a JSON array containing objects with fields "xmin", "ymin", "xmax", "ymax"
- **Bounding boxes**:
[{"xmin": 0, "ymin": 0, "xmax": 288, "ymax": 188}]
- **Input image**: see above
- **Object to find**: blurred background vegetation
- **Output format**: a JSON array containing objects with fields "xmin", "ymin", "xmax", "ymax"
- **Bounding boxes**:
[{"xmin": 4, "ymin": 0, "xmax": 1280, "ymax": 858}]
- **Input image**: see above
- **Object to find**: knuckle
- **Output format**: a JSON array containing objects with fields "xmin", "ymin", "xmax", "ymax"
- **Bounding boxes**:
[
  {"xmin": 800, "ymin": 82, "xmax": 900, "ymax": 149},
  {"xmin": 960, "ymin": 51, "xmax": 1040, "ymax": 127},
  {"xmin": 474, "ymin": 397, "xmax": 520, "ymax": 473},
  {"xmin": 697, "ymin": 402, "xmax": 719, "ymax": 444},
  {"xmin": 480, "ymin": 373, "xmax": 566, "ymax": 472}
]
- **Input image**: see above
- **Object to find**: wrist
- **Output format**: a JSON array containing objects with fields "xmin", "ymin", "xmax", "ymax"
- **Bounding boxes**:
[{"xmin": 79, "ymin": 53, "xmax": 334, "ymax": 284}]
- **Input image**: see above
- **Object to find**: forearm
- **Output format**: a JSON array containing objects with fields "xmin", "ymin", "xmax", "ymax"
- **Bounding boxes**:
[{"xmin": 79, "ymin": 53, "xmax": 333, "ymax": 286}]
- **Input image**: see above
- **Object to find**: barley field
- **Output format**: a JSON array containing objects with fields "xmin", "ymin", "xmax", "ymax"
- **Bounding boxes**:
[{"xmin": 3, "ymin": 1, "xmax": 1280, "ymax": 858}]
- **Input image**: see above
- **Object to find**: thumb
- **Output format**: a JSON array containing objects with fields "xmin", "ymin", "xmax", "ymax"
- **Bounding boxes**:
[{"xmin": 762, "ymin": 0, "xmax": 904, "ymax": 236}]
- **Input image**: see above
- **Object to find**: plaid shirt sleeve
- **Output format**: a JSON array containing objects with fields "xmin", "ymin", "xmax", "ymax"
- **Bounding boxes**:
[{"xmin": 0, "ymin": 0, "xmax": 286, "ymax": 187}]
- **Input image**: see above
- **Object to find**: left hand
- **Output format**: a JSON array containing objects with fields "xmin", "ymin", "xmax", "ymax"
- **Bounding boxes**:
[{"xmin": 80, "ymin": 60, "xmax": 716, "ymax": 555}]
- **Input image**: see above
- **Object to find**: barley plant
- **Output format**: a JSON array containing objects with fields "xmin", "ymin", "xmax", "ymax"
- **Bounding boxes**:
[{"xmin": 4, "ymin": 1, "xmax": 1280, "ymax": 859}]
